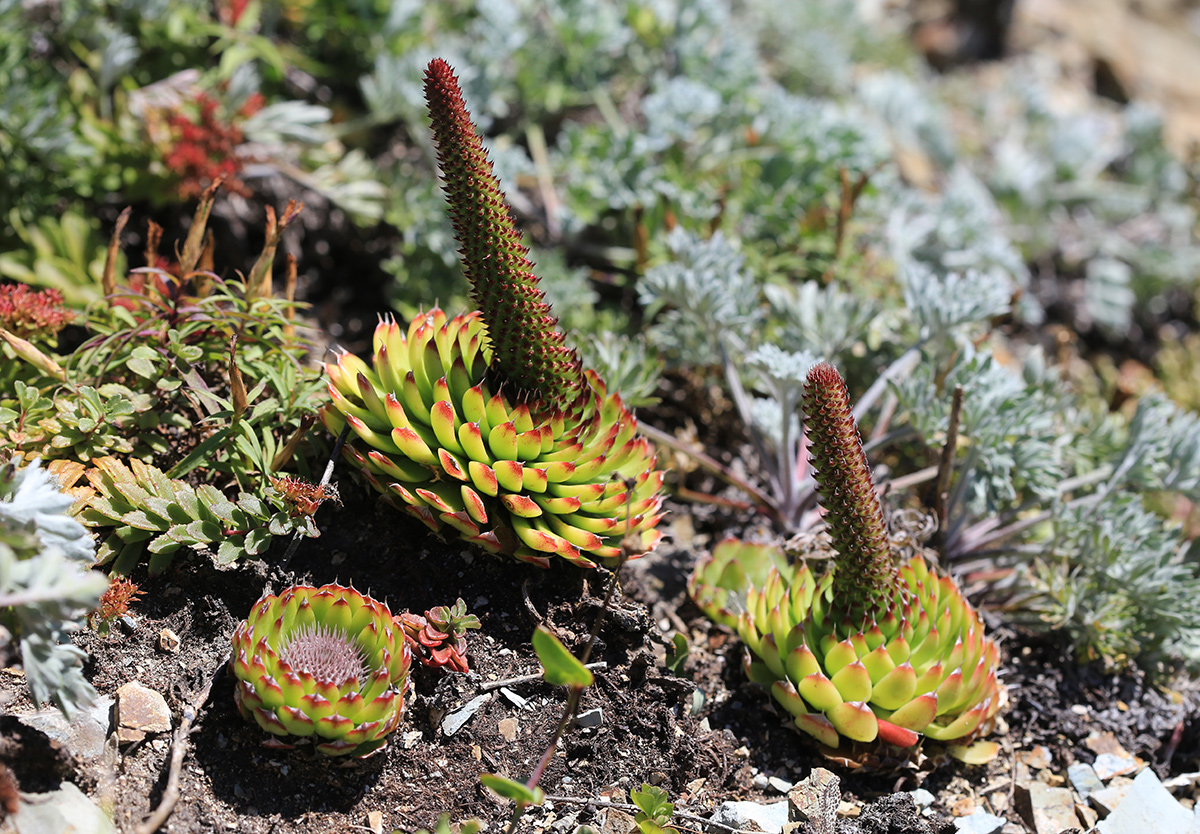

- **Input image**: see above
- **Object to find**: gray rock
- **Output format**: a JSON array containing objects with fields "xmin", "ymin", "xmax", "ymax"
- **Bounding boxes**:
[
  {"xmin": 708, "ymin": 800, "xmax": 789, "ymax": 834},
  {"xmin": 16, "ymin": 698, "xmax": 113, "ymax": 761},
  {"xmin": 1096, "ymin": 768, "xmax": 1197, "ymax": 834},
  {"xmin": 575, "ymin": 708, "xmax": 603, "ymax": 729},
  {"xmin": 1068, "ymin": 762, "xmax": 1105, "ymax": 803},
  {"xmin": 767, "ymin": 776, "xmax": 793, "ymax": 794},
  {"xmin": 953, "ymin": 808, "xmax": 1006, "ymax": 834},
  {"xmin": 10, "ymin": 782, "xmax": 116, "ymax": 834},
  {"xmin": 1092, "ymin": 753, "xmax": 1138, "ymax": 781},
  {"xmin": 440, "ymin": 693, "xmax": 491, "ymax": 737},
  {"xmin": 909, "ymin": 788, "xmax": 936, "ymax": 809}
]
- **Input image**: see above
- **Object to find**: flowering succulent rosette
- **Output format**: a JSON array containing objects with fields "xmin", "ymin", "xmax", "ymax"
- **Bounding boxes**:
[
  {"xmin": 690, "ymin": 363, "xmax": 1002, "ymax": 753},
  {"xmin": 322, "ymin": 310, "xmax": 663, "ymax": 568},
  {"xmin": 230, "ymin": 583, "xmax": 412, "ymax": 756},
  {"xmin": 322, "ymin": 59, "xmax": 663, "ymax": 568},
  {"xmin": 690, "ymin": 539, "xmax": 1002, "ymax": 749}
]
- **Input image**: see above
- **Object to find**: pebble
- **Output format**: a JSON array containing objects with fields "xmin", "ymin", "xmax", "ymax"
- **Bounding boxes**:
[
  {"xmin": 115, "ymin": 681, "xmax": 171, "ymax": 743},
  {"xmin": 1092, "ymin": 752, "xmax": 1139, "ymax": 781},
  {"xmin": 366, "ymin": 810, "xmax": 384, "ymax": 834},
  {"xmin": 1090, "ymin": 776, "xmax": 1135, "ymax": 816},
  {"xmin": 440, "ymin": 693, "xmax": 491, "ymax": 737},
  {"xmin": 1067, "ymin": 762, "xmax": 1105, "ymax": 802},
  {"xmin": 1096, "ymin": 768, "xmax": 1196, "ymax": 834},
  {"xmin": 158, "ymin": 628, "xmax": 181, "ymax": 653},
  {"xmin": 909, "ymin": 789, "xmax": 936, "ymax": 809},
  {"xmin": 17, "ymin": 697, "xmax": 114, "ymax": 760},
  {"xmin": 767, "ymin": 776, "xmax": 793, "ymax": 794},
  {"xmin": 1015, "ymin": 781, "xmax": 1079, "ymax": 834},
  {"xmin": 500, "ymin": 687, "xmax": 528, "ymax": 710},
  {"xmin": 575, "ymin": 708, "xmax": 603, "ymax": 729},
  {"xmin": 708, "ymin": 800, "xmax": 788, "ymax": 834},
  {"xmin": 953, "ymin": 808, "xmax": 1006, "ymax": 834},
  {"xmin": 498, "ymin": 717, "xmax": 519, "ymax": 742},
  {"xmin": 6, "ymin": 782, "xmax": 115, "ymax": 834}
]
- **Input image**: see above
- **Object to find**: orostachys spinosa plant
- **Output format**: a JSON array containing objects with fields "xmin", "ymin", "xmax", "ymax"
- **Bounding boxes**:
[
  {"xmin": 230, "ymin": 584, "xmax": 412, "ymax": 756},
  {"xmin": 690, "ymin": 363, "xmax": 1003, "ymax": 757},
  {"xmin": 322, "ymin": 58, "xmax": 664, "ymax": 568}
]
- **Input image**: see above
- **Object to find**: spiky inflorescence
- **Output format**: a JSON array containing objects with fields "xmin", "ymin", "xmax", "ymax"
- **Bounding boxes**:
[
  {"xmin": 230, "ymin": 583, "xmax": 411, "ymax": 756},
  {"xmin": 322, "ymin": 58, "xmax": 664, "ymax": 568},
  {"xmin": 802, "ymin": 363, "xmax": 894, "ymax": 618},
  {"xmin": 688, "ymin": 362, "xmax": 1003, "ymax": 755},
  {"xmin": 423, "ymin": 58, "xmax": 583, "ymax": 408}
]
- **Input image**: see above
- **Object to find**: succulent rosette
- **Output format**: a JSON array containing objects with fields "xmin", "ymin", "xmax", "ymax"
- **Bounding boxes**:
[
  {"xmin": 321, "ymin": 59, "xmax": 663, "ymax": 568},
  {"xmin": 321, "ymin": 311, "xmax": 663, "ymax": 568},
  {"xmin": 690, "ymin": 539, "xmax": 1002, "ymax": 749},
  {"xmin": 689, "ymin": 363, "xmax": 1002, "ymax": 753},
  {"xmin": 230, "ymin": 583, "xmax": 412, "ymax": 756}
]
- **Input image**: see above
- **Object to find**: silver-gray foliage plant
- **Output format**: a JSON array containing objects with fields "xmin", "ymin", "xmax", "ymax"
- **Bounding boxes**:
[{"xmin": 0, "ymin": 459, "xmax": 107, "ymax": 716}]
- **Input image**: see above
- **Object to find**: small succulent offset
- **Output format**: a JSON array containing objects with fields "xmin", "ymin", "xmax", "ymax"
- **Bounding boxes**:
[
  {"xmin": 323, "ymin": 59, "xmax": 663, "ymax": 568},
  {"xmin": 690, "ymin": 363, "xmax": 1002, "ymax": 752},
  {"xmin": 399, "ymin": 598, "xmax": 481, "ymax": 674},
  {"xmin": 230, "ymin": 583, "xmax": 412, "ymax": 756}
]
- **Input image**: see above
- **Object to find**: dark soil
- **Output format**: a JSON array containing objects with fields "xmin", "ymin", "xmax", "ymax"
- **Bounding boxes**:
[{"xmin": 3, "ymin": 469, "xmax": 1199, "ymax": 833}]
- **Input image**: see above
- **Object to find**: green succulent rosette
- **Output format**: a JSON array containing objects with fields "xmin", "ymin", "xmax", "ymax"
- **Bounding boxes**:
[
  {"xmin": 690, "ymin": 539, "xmax": 1003, "ymax": 750},
  {"xmin": 321, "ymin": 308, "xmax": 664, "ymax": 568},
  {"xmin": 230, "ymin": 583, "xmax": 412, "ymax": 756}
]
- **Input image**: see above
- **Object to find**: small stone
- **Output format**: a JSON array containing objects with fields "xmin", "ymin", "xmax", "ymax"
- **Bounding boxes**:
[
  {"xmin": 909, "ymin": 789, "xmax": 936, "ymax": 809},
  {"xmin": 1090, "ymin": 776, "xmax": 1135, "ymax": 816},
  {"xmin": 1096, "ymin": 768, "xmax": 1195, "ymax": 834},
  {"xmin": 499, "ymin": 687, "xmax": 528, "ymax": 710},
  {"xmin": 835, "ymin": 801, "xmax": 860, "ymax": 817},
  {"xmin": 768, "ymin": 776, "xmax": 793, "ymax": 794},
  {"xmin": 1092, "ymin": 753, "xmax": 1139, "ymax": 781},
  {"xmin": 708, "ymin": 800, "xmax": 788, "ymax": 834},
  {"xmin": 8, "ymin": 782, "xmax": 115, "ymax": 834},
  {"xmin": 787, "ymin": 768, "xmax": 840, "ymax": 833},
  {"xmin": 1015, "ymin": 781, "xmax": 1080, "ymax": 834},
  {"xmin": 951, "ymin": 796, "xmax": 977, "ymax": 816},
  {"xmin": 157, "ymin": 628, "xmax": 181, "ymax": 654},
  {"xmin": 17, "ymin": 697, "xmax": 114, "ymax": 760},
  {"xmin": 575, "ymin": 708, "xmax": 603, "ymax": 729},
  {"xmin": 1076, "ymin": 803, "xmax": 1099, "ymax": 829},
  {"xmin": 1019, "ymin": 746, "xmax": 1053, "ymax": 770},
  {"xmin": 1086, "ymin": 731, "xmax": 1132, "ymax": 759},
  {"xmin": 498, "ymin": 718, "xmax": 519, "ymax": 742},
  {"xmin": 953, "ymin": 808, "xmax": 1006, "ymax": 834},
  {"xmin": 115, "ymin": 681, "xmax": 171, "ymax": 743},
  {"xmin": 1068, "ymin": 762, "xmax": 1105, "ymax": 802},
  {"xmin": 366, "ymin": 810, "xmax": 384, "ymax": 834},
  {"xmin": 441, "ymin": 693, "xmax": 490, "ymax": 737}
]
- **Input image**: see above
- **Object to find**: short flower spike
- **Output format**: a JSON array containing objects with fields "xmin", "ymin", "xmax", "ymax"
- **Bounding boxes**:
[
  {"xmin": 230, "ymin": 584, "xmax": 411, "ymax": 756},
  {"xmin": 689, "ymin": 364, "xmax": 1002, "ymax": 753},
  {"xmin": 322, "ymin": 59, "xmax": 664, "ymax": 567}
]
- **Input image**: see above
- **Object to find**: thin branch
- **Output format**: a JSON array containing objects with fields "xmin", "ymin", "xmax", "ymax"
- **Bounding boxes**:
[
  {"xmin": 134, "ymin": 658, "xmax": 222, "ymax": 834},
  {"xmin": 480, "ymin": 663, "xmax": 608, "ymax": 692},
  {"xmin": 933, "ymin": 384, "xmax": 964, "ymax": 541}
]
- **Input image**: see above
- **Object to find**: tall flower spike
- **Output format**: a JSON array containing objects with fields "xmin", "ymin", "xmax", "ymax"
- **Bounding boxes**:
[
  {"xmin": 802, "ymin": 362, "xmax": 894, "ymax": 616},
  {"xmin": 423, "ymin": 58, "xmax": 583, "ymax": 408},
  {"xmin": 321, "ymin": 59, "xmax": 665, "ymax": 568}
]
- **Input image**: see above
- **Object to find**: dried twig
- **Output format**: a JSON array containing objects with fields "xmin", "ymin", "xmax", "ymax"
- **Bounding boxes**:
[
  {"xmin": 134, "ymin": 659, "xmax": 223, "ymax": 834},
  {"xmin": 479, "ymin": 662, "xmax": 608, "ymax": 692}
]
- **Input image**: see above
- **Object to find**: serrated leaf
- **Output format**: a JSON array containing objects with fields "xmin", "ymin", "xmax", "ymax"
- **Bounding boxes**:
[
  {"xmin": 243, "ymin": 526, "xmax": 271, "ymax": 556},
  {"xmin": 206, "ymin": 501, "xmax": 238, "ymax": 524},
  {"xmin": 236, "ymin": 494, "xmax": 266, "ymax": 518},
  {"xmin": 532, "ymin": 625, "xmax": 593, "ymax": 688},
  {"xmin": 216, "ymin": 539, "xmax": 243, "ymax": 564}
]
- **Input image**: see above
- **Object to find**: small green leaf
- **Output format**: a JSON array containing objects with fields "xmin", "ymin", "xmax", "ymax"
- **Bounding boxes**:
[
  {"xmin": 479, "ymin": 774, "xmax": 544, "ymax": 807},
  {"xmin": 244, "ymin": 526, "xmax": 271, "ymax": 556},
  {"xmin": 665, "ymin": 632, "xmax": 689, "ymax": 675},
  {"xmin": 216, "ymin": 539, "xmax": 243, "ymax": 564},
  {"xmin": 532, "ymin": 625, "xmax": 593, "ymax": 688}
]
